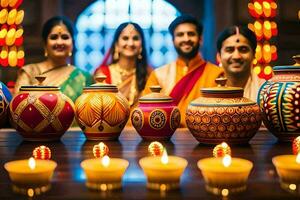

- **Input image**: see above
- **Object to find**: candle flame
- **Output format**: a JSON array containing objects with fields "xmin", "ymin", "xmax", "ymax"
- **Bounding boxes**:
[
  {"xmin": 221, "ymin": 142, "xmax": 228, "ymax": 148},
  {"xmin": 296, "ymin": 153, "xmax": 300, "ymax": 164},
  {"xmin": 101, "ymin": 155, "xmax": 110, "ymax": 167},
  {"xmin": 99, "ymin": 142, "xmax": 105, "ymax": 148},
  {"xmin": 222, "ymin": 154, "xmax": 231, "ymax": 167},
  {"xmin": 28, "ymin": 157, "xmax": 36, "ymax": 170},
  {"xmin": 161, "ymin": 148, "xmax": 168, "ymax": 164}
]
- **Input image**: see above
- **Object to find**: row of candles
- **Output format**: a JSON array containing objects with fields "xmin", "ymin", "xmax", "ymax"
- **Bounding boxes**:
[{"xmin": 4, "ymin": 138, "xmax": 300, "ymax": 197}]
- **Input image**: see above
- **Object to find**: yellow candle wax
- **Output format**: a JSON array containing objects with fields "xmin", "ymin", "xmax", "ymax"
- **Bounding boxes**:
[
  {"xmin": 4, "ymin": 158, "xmax": 57, "ymax": 187},
  {"xmin": 81, "ymin": 156, "xmax": 129, "ymax": 191},
  {"xmin": 139, "ymin": 155, "xmax": 188, "ymax": 190},
  {"xmin": 272, "ymin": 154, "xmax": 300, "ymax": 191},
  {"xmin": 198, "ymin": 156, "xmax": 253, "ymax": 195}
]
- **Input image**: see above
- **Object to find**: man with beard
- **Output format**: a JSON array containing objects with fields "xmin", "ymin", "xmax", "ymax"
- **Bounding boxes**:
[
  {"xmin": 216, "ymin": 26, "xmax": 264, "ymax": 102},
  {"xmin": 143, "ymin": 15, "xmax": 223, "ymax": 126}
]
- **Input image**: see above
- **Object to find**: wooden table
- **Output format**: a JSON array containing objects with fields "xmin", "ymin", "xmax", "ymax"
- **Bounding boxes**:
[{"xmin": 0, "ymin": 127, "xmax": 299, "ymax": 199}]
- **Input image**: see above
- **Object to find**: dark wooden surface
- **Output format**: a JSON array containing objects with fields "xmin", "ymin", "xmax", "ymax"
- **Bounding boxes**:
[{"xmin": 0, "ymin": 127, "xmax": 299, "ymax": 200}]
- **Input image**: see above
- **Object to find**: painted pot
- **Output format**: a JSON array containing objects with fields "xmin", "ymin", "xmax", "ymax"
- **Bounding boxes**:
[
  {"xmin": 0, "ymin": 82, "xmax": 12, "ymax": 128},
  {"xmin": 75, "ymin": 76, "xmax": 130, "ymax": 140},
  {"xmin": 186, "ymin": 78, "xmax": 262, "ymax": 144},
  {"xmin": 258, "ymin": 55, "xmax": 300, "ymax": 141},
  {"xmin": 9, "ymin": 76, "xmax": 75, "ymax": 141},
  {"xmin": 131, "ymin": 86, "xmax": 181, "ymax": 140}
]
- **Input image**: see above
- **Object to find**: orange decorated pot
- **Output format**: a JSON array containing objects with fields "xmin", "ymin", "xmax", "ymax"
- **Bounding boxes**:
[
  {"xmin": 186, "ymin": 78, "xmax": 262, "ymax": 144},
  {"xmin": 9, "ymin": 76, "xmax": 75, "ymax": 141},
  {"xmin": 75, "ymin": 76, "xmax": 130, "ymax": 140},
  {"xmin": 131, "ymin": 86, "xmax": 181, "ymax": 140}
]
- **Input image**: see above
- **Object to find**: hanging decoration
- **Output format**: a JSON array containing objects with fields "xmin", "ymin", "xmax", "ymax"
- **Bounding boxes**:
[
  {"xmin": 0, "ymin": 0, "xmax": 24, "ymax": 68},
  {"xmin": 248, "ymin": 0, "xmax": 277, "ymax": 80}
]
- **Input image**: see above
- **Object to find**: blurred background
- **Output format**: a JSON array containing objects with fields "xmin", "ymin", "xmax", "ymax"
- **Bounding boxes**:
[{"xmin": 1, "ymin": 0, "xmax": 299, "ymax": 85}]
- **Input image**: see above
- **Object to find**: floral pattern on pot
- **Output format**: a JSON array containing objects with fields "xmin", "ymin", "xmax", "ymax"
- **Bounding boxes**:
[
  {"xmin": 131, "ymin": 108, "xmax": 144, "ymax": 131},
  {"xmin": 149, "ymin": 109, "xmax": 167, "ymax": 130},
  {"xmin": 186, "ymin": 105, "xmax": 261, "ymax": 144},
  {"xmin": 170, "ymin": 108, "xmax": 181, "ymax": 131}
]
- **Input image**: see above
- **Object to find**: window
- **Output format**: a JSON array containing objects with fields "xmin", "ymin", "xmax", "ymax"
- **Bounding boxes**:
[{"xmin": 75, "ymin": 0, "xmax": 180, "ymax": 73}]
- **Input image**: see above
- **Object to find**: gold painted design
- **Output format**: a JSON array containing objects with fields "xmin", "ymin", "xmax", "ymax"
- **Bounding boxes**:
[
  {"xmin": 170, "ymin": 108, "xmax": 180, "ymax": 131},
  {"xmin": 75, "ymin": 92, "xmax": 130, "ymax": 128},
  {"xmin": 149, "ymin": 109, "xmax": 167, "ymax": 130},
  {"xmin": 131, "ymin": 108, "xmax": 144, "ymax": 131},
  {"xmin": 11, "ymin": 92, "xmax": 69, "ymax": 133}
]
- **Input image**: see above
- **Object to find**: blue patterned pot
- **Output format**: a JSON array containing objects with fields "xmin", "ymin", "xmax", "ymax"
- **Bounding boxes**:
[
  {"xmin": 0, "ymin": 82, "xmax": 12, "ymax": 128},
  {"xmin": 258, "ymin": 55, "xmax": 300, "ymax": 141}
]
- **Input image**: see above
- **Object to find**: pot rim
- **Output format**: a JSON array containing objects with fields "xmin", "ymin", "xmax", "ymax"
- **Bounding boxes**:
[{"xmin": 20, "ymin": 86, "xmax": 59, "ymax": 91}]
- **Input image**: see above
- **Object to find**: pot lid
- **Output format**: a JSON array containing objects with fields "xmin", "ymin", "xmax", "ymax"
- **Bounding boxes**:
[
  {"xmin": 273, "ymin": 55, "xmax": 300, "ymax": 71},
  {"xmin": 201, "ymin": 77, "xmax": 243, "ymax": 96},
  {"xmin": 20, "ymin": 75, "xmax": 59, "ymax": 91},
  {"xmin": 139, "ymin": 86, "xmax": 173, "ymax": 103},
  {"xmin": 83, "ymin": 75, "xmax": 118, "ymax": 92}
]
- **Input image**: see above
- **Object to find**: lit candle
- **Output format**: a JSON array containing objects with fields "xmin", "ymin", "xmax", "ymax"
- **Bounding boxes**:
[
  {"xmin": 198, "ymin": 154, "xmax": 253, "ymax": 196},
  {"xmin": 272, "ymin": 153, "xmax": 300, "ymax": 193},
  {"xmin": 81, "ymin": 155, "xmax": 129, "ymax": 191},
  {"xmin": 139, "ymin": 149, "xmax": 188, "ymax": 191},
  {"xmin": 4, "ymin": 157, "xmax": 57, "ymax": 196}
]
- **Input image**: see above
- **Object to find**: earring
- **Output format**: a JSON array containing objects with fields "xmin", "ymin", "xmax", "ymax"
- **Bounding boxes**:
[
  {"xmin": 138, "ymin": 49, "xmax": 142, "ymax": 60},
  {"xmin": 44, "ymin": 51, "xmax": 48, "ymax": 57},
  {"xmin": 113, "ymin": 49, "xmax": 119, "ymax": 60},
  {"xmin": 68, "ymin": 52, "xmax": 72, "ymax": 57}
]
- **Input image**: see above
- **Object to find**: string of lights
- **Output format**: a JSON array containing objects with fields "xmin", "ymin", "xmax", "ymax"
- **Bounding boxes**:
[
  {"xmin": 0, "ymin": 0, "xmax": 24, "ymax": 68},
  {"xmin": 248, "ymin": 0, "xmax": 277, "ymax": 80}
]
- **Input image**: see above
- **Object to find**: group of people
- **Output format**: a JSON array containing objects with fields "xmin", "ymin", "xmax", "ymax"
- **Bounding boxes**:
[{"xmin": 13, "ymin": 15, "xmax": 262, "ymax": 126}]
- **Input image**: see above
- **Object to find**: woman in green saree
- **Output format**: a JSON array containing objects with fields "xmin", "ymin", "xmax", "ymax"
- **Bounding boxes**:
[{"xmin": 14, "ymin": 16, "xmax": 92, "ymax": 102}]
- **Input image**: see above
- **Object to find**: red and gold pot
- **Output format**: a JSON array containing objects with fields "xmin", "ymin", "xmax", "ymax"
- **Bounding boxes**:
[
  {"xmin": 75, "ymin": 76, "xmax": 130, "ymax": 140},
  {"xmin": 186, "ymin": 78, "xmax": 262, "ymax": 144},
  {"xmin": 131, "ymin": 86, "xmax": 181, "ymax": 140},
  {"xmin": 9, "ymin": 76, "xmax": 75, "ymax": 141}
]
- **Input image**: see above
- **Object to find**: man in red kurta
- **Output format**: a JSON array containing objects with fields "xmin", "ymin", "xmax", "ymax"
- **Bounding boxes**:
[{"xmin": 143, "ymin": 15, "xmax": 223, "ymax": 126}]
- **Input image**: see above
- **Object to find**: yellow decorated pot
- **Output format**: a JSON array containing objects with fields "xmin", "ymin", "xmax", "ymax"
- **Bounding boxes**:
[
  {"xmin": 75, "ymin": 76, "xmax": 130, "ymax": 140},
  {"xmin": 186, "ymin": 78, "xmax": 262, "ymax": 144}
]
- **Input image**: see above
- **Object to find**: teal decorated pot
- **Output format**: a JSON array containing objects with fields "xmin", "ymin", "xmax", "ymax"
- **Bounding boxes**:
[
  {"xmin": 186, "ymin": 78, "xmax": 262, "ymax": 144},
  {"xmin": 0, "ymin": 82, "xmax": 12, "ymax": 128},
  {"xmin": 258, "ymin": 55, "xmax": 300, "ymax": 141},
  {"xmin": 131, "ymin": 86, "xmax": 181, "ymax": 140}
]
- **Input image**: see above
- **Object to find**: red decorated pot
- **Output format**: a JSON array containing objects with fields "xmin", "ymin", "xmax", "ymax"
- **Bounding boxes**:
[
  {"xmin": 186, "ymin": 78, "xmax": 262, "ymax": 144},
  {"xmin": 75, "ymin": 76, "xmax": 130, "ymax": 140},
  {"xmin": 9, "ymin": 76, "xmax": 75, "ymax": 141},
  {"xmin": 131, "ymin": 86, "xmax": 181, "ymax": 140}
]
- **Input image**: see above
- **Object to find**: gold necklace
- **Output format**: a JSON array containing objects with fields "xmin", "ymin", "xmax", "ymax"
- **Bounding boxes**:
[{"xmin": 114, "ymin": 63, "xmax": 136, "ymax": 77}]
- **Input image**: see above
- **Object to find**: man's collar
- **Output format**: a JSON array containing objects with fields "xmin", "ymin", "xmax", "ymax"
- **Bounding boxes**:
[{"xmin": 176, "ymin": 53, "xmax": 205, "ymax": 68}]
